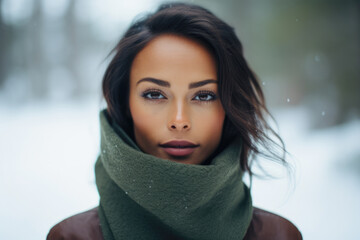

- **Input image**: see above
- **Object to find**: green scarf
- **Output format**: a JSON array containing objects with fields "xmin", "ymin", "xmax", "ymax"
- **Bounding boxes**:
[{"xmin": 95, "ymin": 110, "xmax": 253, "ymax": 240}]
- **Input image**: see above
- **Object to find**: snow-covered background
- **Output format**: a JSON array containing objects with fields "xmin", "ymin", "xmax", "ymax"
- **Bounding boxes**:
[{"xmin": 1, "ymin": 0, "xmax": 359, "ymax": 239}]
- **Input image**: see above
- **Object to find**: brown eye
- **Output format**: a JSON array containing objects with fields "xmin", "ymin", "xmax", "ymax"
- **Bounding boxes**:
[
  {"xmin": 142, "ymin": 90, "xmax": 166, "ymax": 100},
  {"xmin": 194, "ymin": 91, "xmax": 217, "ymax": 101}
]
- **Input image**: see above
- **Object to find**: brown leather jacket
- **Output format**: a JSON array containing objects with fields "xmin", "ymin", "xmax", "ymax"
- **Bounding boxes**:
[{"xmin": 47, "ymin": 207, "xmax": 302, "ymax": 240}]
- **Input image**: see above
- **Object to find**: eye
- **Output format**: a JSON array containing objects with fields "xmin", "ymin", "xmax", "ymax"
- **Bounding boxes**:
[
  {"xmin": 142, "ymin": 89, "xmax": 166, "ymax": 100},
  {"xmin": 193, "ymin": 91, "xmax": 217, "ymax": 101}
]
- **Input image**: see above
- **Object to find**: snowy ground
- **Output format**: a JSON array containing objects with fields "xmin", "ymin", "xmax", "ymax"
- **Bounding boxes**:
[{"xmin": 0, "ymin": 100, "xmax": 359, "ymax": 239}]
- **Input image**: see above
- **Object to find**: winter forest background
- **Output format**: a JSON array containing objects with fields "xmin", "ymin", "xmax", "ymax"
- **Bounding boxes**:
[{"xmin": 0, "ymin": 0, "xmax": 359, "ymax": 239}]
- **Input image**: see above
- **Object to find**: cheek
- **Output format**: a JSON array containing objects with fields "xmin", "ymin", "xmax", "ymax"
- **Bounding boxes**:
[
  {"xmin": 129, "ymin": 98, "xmax": 164, "ymax": 142},
  {"xmin": 194, "ymin": 105, "xmax": 225, "ymax": 142}
]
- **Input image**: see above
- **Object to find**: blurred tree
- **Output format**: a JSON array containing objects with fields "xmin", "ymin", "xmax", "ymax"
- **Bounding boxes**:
[
  {"xmin": 29, "ymin": 0, "xmax": 48, "ymax": 99},
  {"xmin": 0, "ymin": 0, "xmax": 358, "ymax": 127},
  {"xmin": 196, "ymin": 0, "xmax": 360, "ymax": 127},
  {"xmin": 0, "ymin": 0, "xmax": 11, "ymax": 88},
  {"xmin": 64, "ymin": 0, "xmax": 81, "ymax": 98}
]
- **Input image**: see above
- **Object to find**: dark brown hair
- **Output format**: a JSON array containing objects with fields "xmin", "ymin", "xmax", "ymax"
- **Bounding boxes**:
[{"xmin": 102, "ymin": 2, "xmax": 287, "ymax": 177}]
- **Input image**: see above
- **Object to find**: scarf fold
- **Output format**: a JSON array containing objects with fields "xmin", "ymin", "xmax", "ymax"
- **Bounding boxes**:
[{"xmin": 95, "ymin": 110, "xmax": 253, "ymax": 240}]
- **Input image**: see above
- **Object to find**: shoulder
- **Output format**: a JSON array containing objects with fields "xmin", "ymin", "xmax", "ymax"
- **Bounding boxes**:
[
  {"xmin": 244, "ymin": 207, "xmax": 302, "ymax": 240},
  {"xmin": 46, "ymin": 207, "xmax": 103, "ymax": 240},
  {"xmin": 46, "ymin": 206, "xmax": 302, "ymax": 240}
]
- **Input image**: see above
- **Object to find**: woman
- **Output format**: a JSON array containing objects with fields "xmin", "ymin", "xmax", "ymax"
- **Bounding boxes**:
[{"xmin": 47, "ymin": 3, "xmax": 302, "ymax": 240}]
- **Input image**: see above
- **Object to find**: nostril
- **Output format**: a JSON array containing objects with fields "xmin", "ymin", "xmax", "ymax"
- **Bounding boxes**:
[{"xmin": 169, "ymin": 123, "xmax": 190, "ymax": 130}]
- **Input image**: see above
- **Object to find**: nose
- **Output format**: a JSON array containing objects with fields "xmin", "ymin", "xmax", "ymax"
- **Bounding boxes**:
[{"xmin": 168, "ymin": 102, "xmax": 191, "ymax": 131}]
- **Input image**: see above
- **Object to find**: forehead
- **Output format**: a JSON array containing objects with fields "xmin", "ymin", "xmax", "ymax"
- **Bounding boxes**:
[{"xmin": 130, "ymin": 34, "xmax": 217, "ymax": 85}]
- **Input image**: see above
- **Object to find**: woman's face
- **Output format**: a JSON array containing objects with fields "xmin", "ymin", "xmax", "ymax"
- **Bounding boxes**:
[{"xmin": 129, "ymin": 34, "xmax": 225, "ymax": 165}]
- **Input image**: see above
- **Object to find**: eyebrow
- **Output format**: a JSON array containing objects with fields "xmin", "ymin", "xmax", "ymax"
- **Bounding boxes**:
[{"xmin": 136, "ymin": 78, "xmax": 218, "ymax": 89}]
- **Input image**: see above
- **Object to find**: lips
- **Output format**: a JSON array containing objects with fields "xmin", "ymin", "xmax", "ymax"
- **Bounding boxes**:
[{"xmin": 159, "ymin": 140, "xmax": 199, "ymax": 157}]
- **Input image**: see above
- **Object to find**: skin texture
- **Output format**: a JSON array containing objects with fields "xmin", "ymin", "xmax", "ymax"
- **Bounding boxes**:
[{"xmin": 129, "ymin": 34, "xmax": 225, "ymax": 165}]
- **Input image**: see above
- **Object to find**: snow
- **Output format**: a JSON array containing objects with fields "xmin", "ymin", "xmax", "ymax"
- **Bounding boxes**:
[
  {"xmin": 0, "ymin": 101, "xmax": 359, "ymax": 239},
  {"xmin": 250, "ymin": 107, "xmax": 360, "ymax": 240},
  {"xmin": 0, "ymin": 100, "xmax": 101, "ymax": 239}
]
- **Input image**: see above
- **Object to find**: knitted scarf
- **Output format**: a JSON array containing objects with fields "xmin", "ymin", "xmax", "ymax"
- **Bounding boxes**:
[{"xmin": 95, "ymin": 110, "xmax": 253, "ymax": 240}]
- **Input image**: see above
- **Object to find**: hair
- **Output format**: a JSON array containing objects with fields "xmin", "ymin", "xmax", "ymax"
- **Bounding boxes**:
[{"xmin": 102, "ymin": 2, "xmax": 287, "ymax": 178}]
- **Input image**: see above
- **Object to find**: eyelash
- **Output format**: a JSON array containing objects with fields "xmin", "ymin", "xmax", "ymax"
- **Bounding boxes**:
[
  {"xmin": 141, "ymin": 88, "xmax": 217, "ymax": 102},
  {"xmin": 194, "ymin": 90, "xmax": 217, "ymax": 102}
]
